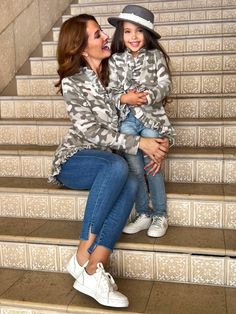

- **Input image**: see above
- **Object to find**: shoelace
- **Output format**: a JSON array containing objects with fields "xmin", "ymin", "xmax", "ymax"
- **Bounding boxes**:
[
  {"xmin": 96, "ymin": 263, "xmax": 115, "ymax": 292},
  {"xmin": 152, "ymin": 216, "xmax": 163, "ymax": 226}
]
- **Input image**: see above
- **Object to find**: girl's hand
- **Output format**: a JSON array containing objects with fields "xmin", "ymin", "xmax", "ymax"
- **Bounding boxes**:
[{"xmin": 121, "ymin": 90, "xmax": 147, "ymax": 106}]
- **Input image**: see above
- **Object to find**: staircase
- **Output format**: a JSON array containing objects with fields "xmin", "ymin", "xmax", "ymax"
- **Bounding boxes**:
[{"xmin": 0, "ymin": 0, "xmax": 235, "ymax": 313}]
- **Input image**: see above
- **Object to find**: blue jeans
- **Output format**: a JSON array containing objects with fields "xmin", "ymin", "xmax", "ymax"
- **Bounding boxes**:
[
  {"xmin": 57, "ymin": 149, "xmax": 138, "ymax": 253},
  {"xmin": 120, "ymin": 112, "xmax": 167, "ymax": 217}
]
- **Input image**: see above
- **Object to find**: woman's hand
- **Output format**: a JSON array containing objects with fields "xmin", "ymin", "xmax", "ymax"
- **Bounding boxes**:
[
  {"xmin": 120, "ymin": 90, "xmax": 147, "ymax": 106},
  {"xmin": 139, "ymin": 137, "xmax": 169, "ymax": 163},
  {"xmin": 144, "ymin": 160, "xmax": 161, "ymax": 176}
]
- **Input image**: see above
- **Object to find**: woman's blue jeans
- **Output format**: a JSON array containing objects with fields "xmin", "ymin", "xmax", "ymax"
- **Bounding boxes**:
[
  {"xmin": 57, "ymin": 149, "xmax": 138, "ymax": 253},
  {"xmin": 120, "ymin": 112, "xmax": 167, "ymax": 217}
]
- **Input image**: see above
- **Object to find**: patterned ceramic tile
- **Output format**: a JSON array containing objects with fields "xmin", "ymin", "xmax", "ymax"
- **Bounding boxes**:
[
  {"xmin": 24, "ymin": 194, "xmax": 49, "ymax": 218},
  {"xmin": 0, "ymin": 100, "xmax": 15, "ymax": 118},
  {"xmin": 227, "ymin": 258, "xmax": 236, "ymax": 286},
  {"xmin": 21, "ymin": 157, "xmax": 43, "ymax": 178},
  {"xmin": 0, "ymin": 157, "xmax": 21, "ymax": 177},
  {"xmin": 191, "ymin": 256, "xmax": 225, "ymax": 285},
  {"xmin": 15, "ymin": 101, "xmax": 33, "ymax": 118},
  {"xmin": 18, "ymin": 126, "xmax": 38, "ymax": 145},
  {"xmin": 167, "ymin": 200, "xmax": 192, "ymax": 226},
  {"xmin": 224, "ymin": 203, "xmax": 236, "ymax": 229},
  {"xmin": 0, "ymin": 242, "xmax": 28, "ymax": 269},
  {"xmin": 175, "ymin": 127, "xmax": 197, "ymax": 147},
  {"xmin": 122, "ymin": 250, "xmax": 154, "ymax": 280},
  {"xmin": 197, "ymin": 160, "xmax": 222, "ymax": 183},
  {"xmin": 29, "ymin": 244, "xmax": 58, "ymax": 271},
  {"xmin": 58, "ymin": 246, "xmax": 76, "ymax": 272},
  {"xmin": 169, "ymin": 160, "xmax": 194, "ymax": 182},
  {"xmin": 224, "ymin": 161, "xmax": 236, "ymax": 184},
  {"xmin": 0, "ymin": 194, "xmax": 22, "ymax": 217},
  {"xmin": 194, "ymin": 201, "xmax": 223, "ymax": 228},
  {"xmin": 50, "ymin": 196, "xmax": 76, "ymax": 220},
  {"xmin": 198, "ymin": 127, "xmax": 222, "ymax": 147},
  {"xmin": 0, "ymin": 127, "xmax": 17, "ymax": 144},
  {"xmin": 156, "ymin": 253, "xmax": 189, "ymax": 282},
  {"xmin": 34, "ymin": 101, "xmax": 53, "ymax": 118},
  {"xmin": 38, "ymin": 126, "xmax": 59, "ymax": 145}
]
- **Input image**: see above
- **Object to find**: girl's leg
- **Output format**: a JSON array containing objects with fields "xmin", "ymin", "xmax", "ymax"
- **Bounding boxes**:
[{"xmin": 140, "ymin": 128, "xmax": 167, "ymax": 217}]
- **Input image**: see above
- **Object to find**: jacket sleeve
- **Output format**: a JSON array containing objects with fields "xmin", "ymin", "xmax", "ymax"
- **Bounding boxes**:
[
  {"xmin": 145, "ymin": 51, "xmax": 171, "ymax": 108},
  {"xmin": 107, "ymin": 56, "xmax": 128, "ymax": 111},
  {"xmin": 62, "ymin": 77, "xmax": 140, "ymax": 155}
]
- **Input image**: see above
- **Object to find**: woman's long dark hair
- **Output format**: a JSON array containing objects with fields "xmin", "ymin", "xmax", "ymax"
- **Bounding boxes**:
[
  {"xmin": 55, "ymin": 14, "xmax": 109, "ymax": 94},
  {"xmin": 110, "ymin": 21, "xmax": 172, "ymax": 105}
]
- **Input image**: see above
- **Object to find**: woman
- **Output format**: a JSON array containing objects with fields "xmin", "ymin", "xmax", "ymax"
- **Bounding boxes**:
[{"xmin": 49, "ymin": 14, "xmax": 169, "ymax": 308}]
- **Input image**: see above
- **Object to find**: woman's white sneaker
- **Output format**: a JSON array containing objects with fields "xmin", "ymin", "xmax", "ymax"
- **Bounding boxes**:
[
  {"xmin": 123, "ymin": 214, "xmax": 151, "ymax": 234},
  {"xmin": 147, "ymin": 216, "xmax": 168, "ymax": 237},
  {"xmin": 73, "ymin": 263, "xmax": 129, "ymax": 308},
  {"xmin": 66, "ymin": 254, "xmax": 88, "ymax": 279}
]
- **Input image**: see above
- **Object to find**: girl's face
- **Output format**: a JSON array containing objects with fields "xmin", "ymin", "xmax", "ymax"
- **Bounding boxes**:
[
  {"xmin": 83, "ymin": 20, "xmax": 110, "ymax": 71},
  {"xmin": 123, "ymin": 21, "xmax": 145, "ymax": 56}
]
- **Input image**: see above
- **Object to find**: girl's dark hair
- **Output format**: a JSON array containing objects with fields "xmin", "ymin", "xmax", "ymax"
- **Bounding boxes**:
[
  {"xmin": 55, "ymin": 14, "xmax": 109, "ymax": 94},
  {"xmin": 111, "ymin": 21, "xmax": 171, "ymax": 73}
]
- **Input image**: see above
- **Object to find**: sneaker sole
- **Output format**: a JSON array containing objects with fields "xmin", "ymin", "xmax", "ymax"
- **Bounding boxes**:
[
  {"xmin": 147, "ymin": 230, "xmax": 167, "ymax": 237},
  {"xmin": 73, "ymin": 281, "xmax": 129, "ymax": 308},
  {"xmin": 123, "ymin": 223, "xmax": 151, "ymax": 234}
]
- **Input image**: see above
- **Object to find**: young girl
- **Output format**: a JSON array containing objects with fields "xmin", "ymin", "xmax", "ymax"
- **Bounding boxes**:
[{"xmin": 107, "ymin": 5, "xmax": 175, "ymax": 238}]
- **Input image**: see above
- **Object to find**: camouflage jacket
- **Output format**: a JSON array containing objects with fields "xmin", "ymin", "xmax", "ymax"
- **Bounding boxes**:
[
  {"xmin": 49, "ymin": 67, "xmax": 140, "ymax": 184},
  {"xmin": 108, "ymin": 48, "xmax": 175, "ymax": 141}
]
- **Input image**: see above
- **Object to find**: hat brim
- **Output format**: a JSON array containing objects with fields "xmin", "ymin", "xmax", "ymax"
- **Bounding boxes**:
[{"xmin": 108, "ymin": 17, "xmax": 161, "ymax": 39}]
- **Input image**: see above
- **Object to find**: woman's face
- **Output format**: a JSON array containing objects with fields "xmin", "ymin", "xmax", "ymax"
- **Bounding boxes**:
[{"xmin": 83, "ymin": 20, "xmax": 110, "ymax": 70}]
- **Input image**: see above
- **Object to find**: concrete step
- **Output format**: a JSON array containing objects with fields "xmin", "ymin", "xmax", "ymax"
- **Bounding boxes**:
[
  {"xmin": 0, "ymin": 217, "xmax": 235, "ymax": 287},
  {"xmin": 75, "ymin": 0, "xmax": 235, "ymax": 10},
  {"xmin": 41, "ymin": 34, "xmax": 236, "ymax": 57},
  {"xmin": 70, "ymin": 3, "xmax": 236, "ymax": 23},
  {"xmin": 0, "ymin": 95, "xmax": 236, "ymax": 120},
  {"xmin": 0, "ymin": 177, "xmax": 235, "ymax": 229},
  {"xmin": 0, "ymin": 117, "xmax": 233, "ymax": 149},
  {"xmin": 58, "ymin": 17, "xmax": 236, "ymax": 40},
  {"xmin": 0, "ymin": 118, "xmax": 235, "ymax": 148},
  {"xmin": 14, "ymin": 72, "xmax": 236, "ymax": 96},
  {"xmin": 28, "ymin": 53, "xmax": 236, "ymax": 76},
  {"xmin": 0, "ymin": 268, "xmax": 234, "ymax": 314}
]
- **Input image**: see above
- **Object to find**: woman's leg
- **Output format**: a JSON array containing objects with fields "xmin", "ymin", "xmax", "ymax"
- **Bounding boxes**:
[{"xmin": 57, "ymin": 149, "xmax": 137, "ymax": 267}]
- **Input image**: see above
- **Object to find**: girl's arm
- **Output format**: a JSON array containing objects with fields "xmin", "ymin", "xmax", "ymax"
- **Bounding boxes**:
[{"xmin": 144, "ymin": 51, "xmax": 171, "ymax": 108}]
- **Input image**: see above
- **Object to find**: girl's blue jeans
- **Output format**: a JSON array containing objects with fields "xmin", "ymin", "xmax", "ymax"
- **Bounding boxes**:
[
  {"xmin": 57, "ymin": 149, "xmax": 138, "ymax": 253},
  {"xmin": 120, "ymin": 112, "xmax": 167, "ymax": 217}
]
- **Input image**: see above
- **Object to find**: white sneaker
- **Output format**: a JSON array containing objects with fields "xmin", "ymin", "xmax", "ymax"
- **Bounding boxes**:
[
  {"xmin": 73, "ymin": 263, "xmax": 129, "ymax": 308},
  {"xmin": 67, "ymin": 254, "xmax": 118, "ymax": 291},
  {"xmin": 66, "ymin": 254, "xmax": 88, "ymax": 279},
  {"xmin": 123, "ymin": 214, "xmax": 151, "ymax": 234},
  {"xmin": 147, "ymin": 216, "xmax": 168, "ymax": 237}
]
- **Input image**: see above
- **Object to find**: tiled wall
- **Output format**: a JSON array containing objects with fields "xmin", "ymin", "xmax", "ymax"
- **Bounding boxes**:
[{"xmin": 0, "ymin": 0, "xmax": 72, "ymax": 93}]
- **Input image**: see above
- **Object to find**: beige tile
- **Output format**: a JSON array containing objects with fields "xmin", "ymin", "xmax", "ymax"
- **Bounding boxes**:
[
  {"xmin": 224, "ymin": 229, "xmax": 236, "ymax": 256},
  {"xmin": 69, "ymin": 278, "xmax": 153, "ymax": 313},
  {"xmin": 0, "ymin": 217, "xmax": 45, "ymax": 237},
  {"xmin": 154, "ymin": 226, "xmax": 225, "ymax": 255},
  {"xmin": 1, "ymin": 271, "xmax": 75, "ymax": 311},
  {"xmin": 118, "ymin": 229, "xmax": 155, "ymax": 251},
  {"xmin": 146, "ymin": 282, "xmax": 227, "ymax": 314},
  {"xmin": 27, "ymin": 220, "xmax": 82, "ymax": 243},
  {"xmin": 226, "ymin": 287, "xmax": 236, "ymax": 314},
  {"xmin": 0, "ymin": 268, "xmax": 26, "ymax": 295}
]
